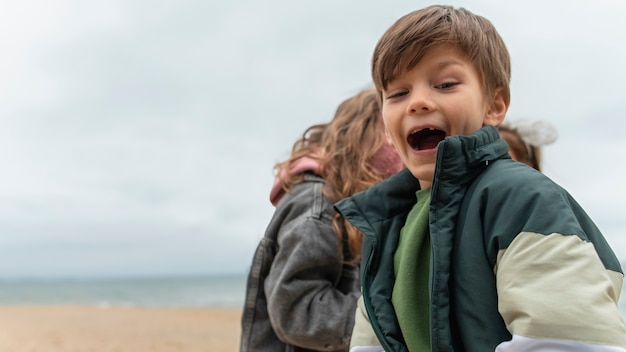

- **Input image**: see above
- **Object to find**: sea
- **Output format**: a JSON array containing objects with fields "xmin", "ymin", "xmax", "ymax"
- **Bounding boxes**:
[
  {"xmin": 0, "ymin": 274, "xmax": 247, "ymax": 308},
  {"xmin": 1, "ymin": 274, "xmax": 626, "ymax": 320}
]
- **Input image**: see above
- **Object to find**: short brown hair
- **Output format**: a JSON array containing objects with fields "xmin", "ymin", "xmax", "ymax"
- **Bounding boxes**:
[{"xmin": 372, "ymin": 5, "xmax": 511, "ymax": 105}]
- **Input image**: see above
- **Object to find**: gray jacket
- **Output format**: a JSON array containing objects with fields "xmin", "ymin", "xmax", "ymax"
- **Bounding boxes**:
[{"xmin": 240, "ymin": 173, "xmax": 360, "ymax": 352}]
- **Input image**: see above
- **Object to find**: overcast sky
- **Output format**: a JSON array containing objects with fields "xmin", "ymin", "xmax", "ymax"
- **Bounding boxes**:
[{"xmin": 0, "ymin": 0, "xmax": 625, "ymax": 278}]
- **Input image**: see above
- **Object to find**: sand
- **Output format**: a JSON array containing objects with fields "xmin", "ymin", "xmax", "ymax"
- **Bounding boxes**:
[{"xmin": 0, "ymin": 305, "xmax": 242, "ymax": 352}]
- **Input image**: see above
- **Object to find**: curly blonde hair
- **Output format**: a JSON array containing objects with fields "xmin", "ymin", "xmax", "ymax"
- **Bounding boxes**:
[{"xmin": 274, "ymin": 88, "xmax": 395, "ymax": 263}]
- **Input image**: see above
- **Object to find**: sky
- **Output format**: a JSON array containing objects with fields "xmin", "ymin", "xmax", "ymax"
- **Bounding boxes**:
[{"xmin": 0, "ymin": 0, "xmax": 625, "ymax": 278}]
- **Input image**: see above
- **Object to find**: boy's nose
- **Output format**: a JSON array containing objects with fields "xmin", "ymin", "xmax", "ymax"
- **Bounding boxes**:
[{"xmin": 407, "ymin": 90, "xmax": 434, "ymax": 113}]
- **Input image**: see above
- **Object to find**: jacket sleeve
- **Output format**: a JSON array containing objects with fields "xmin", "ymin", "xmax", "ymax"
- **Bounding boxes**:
[
  {"xmin": 486, "ymin": 171, "xmax": 626, "ymax": 351},
  {"xmin": 350, "ymin": 295, "xmax": 385, "ymax": 352},
  {"xmin": 265, "ymin": 208, "xmax": 359, "ymax": 350},
  {"xmin": 494, "ymin": 232, "xmax": 626, "ymax": 351}
]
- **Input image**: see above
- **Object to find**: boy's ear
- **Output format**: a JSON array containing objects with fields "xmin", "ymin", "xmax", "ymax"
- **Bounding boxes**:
[{"xmin": 483, "ymin": 87, "xmax": 508, "ymax": 126}]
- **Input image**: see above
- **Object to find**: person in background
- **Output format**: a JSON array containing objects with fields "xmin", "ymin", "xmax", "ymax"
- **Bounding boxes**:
[
  {"xmin": 239, "ymin": 87, "xmax": 404, "ymax": 352},
  {"xmin": 498, "ymin": 118, "xmax": 558, "ymax": 171},
  {"xmin": 335, "ymin": 5, "xmax": 626, "ymax": 352}
]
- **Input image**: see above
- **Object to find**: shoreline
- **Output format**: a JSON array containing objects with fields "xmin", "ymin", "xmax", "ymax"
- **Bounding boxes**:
[{"xmin": 0, "ymin": 305, "xmax": 242, "ymax": 351}]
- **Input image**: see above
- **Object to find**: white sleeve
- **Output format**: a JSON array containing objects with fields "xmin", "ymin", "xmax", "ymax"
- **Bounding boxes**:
[
  {"xmin": 496, "ymin": 335, "xmax": 626, "ymax": 352},
  {"xmin": 350, "ymin": 347, "xmax": 385, "ymax": 352}
]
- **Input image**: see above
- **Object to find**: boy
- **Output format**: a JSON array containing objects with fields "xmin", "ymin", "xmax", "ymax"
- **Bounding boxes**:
[{"xmin": 335, "ymin": 5, "xmax": 626, "ymax": 352}]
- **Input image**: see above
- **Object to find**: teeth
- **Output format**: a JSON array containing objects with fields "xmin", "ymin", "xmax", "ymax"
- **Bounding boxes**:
[
  {"xmin": 409, "ymin": 127, "xmax": 440, "ymax": 136},
  {"xmin": 411, "ymin": 127, "xmax": 436, "ymax": 134}
]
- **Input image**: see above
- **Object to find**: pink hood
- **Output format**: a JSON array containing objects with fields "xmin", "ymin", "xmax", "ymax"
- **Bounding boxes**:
[{"xmin": 269, "ymin": 156, "xmax": 323, "ymax": 206}]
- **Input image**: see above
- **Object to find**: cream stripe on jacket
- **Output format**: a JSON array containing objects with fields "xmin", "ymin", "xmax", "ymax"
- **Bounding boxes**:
[{"xmin": 496, "ymin": 232, "xmax": 626, "ymax": 350}]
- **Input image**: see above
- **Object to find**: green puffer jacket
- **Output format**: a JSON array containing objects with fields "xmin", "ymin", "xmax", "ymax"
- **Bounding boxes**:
[{"xmin": 335, "ymin": 126, "xmax": 626, "ymax": 351}]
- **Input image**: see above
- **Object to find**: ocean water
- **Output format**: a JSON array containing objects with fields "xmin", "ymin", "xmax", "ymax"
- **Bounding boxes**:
[
  {"xmin": 1, "ymin": 274, "xmax": 625, "ymax": 319},
  {"xmin": 0, "ymin": 274, "xmax": 247, "ymax": 308}
]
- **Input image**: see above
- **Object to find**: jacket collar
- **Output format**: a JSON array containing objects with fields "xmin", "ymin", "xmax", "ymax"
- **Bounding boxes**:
[
  {"xmin": 335, "ymin": 126, "xmax": 509, "ymax": 225},
  {"xmin": 432, "ymin": 125, "xmax": 509, "ymax": 204}
]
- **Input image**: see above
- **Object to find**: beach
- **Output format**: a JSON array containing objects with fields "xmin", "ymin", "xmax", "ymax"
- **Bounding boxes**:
[{"xmin": 0, "ymin": 305, "xmax": 242, "ymax": 352}]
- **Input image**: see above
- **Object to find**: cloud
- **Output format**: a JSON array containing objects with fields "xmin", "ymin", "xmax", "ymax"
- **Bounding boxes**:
[{"xmin": 0, "ymin": 0, "xmax": 625, "ymax": 278}]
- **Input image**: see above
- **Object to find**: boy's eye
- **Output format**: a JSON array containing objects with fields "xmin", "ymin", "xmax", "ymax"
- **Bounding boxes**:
[
  {"xmin": 386, "ymin": 90, "xmax": 408, "ymax": 99},
  {"xmin": 436, "ymin": 82, "xmax": 457, "ymax": 89}
]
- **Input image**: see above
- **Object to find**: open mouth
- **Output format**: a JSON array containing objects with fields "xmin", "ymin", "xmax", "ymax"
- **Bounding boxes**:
[{"xmin": 408, "ymin": 128, "xmax": 447, "ymax": 150}]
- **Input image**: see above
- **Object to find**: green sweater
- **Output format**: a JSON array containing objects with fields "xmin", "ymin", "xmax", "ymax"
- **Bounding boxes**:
[{"xmin": 393, "ymin": 188, "xmax": 431, "ymax": 351}]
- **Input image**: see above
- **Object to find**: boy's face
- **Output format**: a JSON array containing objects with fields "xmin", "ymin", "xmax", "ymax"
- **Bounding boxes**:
[{"xmin": 381, "ymin": 45, "xmax": 507, "ymax": 188}]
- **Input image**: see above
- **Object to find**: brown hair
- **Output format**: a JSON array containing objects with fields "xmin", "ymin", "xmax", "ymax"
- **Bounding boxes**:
[
  {"xmin": 498, "ymin": 127, "xmax": 541, "ymax": 171},
  {"xmin": 497, "ymin": 119, "xmax": 558, "ymax": 172},
  {"xmin": 372, "ymin": 5, "xmax": 511, "ymax": 105},
  {"xmin": 274, "ymin": 88, "xmax": 396, "ymax": 263}
]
